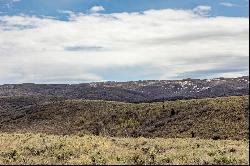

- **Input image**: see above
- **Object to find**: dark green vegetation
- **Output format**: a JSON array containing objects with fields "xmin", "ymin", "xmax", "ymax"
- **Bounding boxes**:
[
  {"xmin": 0, "ymin": 96, "xmax": 248, "ymax": 140},
  {"xmin": 0, "ymin": 133, "xmax": 248, "ymax": 165}
]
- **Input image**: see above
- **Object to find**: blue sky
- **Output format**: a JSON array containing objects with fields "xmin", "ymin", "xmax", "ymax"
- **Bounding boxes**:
[
  {"xmin": 0, "ymin": 0, "xmax": 249, "ymax": 18},
  {"xmin": 0, "ymin": 0, "xmax": 249, "ymax": 83}
]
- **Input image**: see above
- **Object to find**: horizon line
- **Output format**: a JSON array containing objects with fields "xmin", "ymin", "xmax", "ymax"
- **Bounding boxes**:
[{"xmin": 1, "ymin": 75, "xmax": 249, "ymax": 86}]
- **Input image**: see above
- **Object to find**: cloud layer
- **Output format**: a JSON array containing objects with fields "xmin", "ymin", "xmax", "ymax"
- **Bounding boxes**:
[
  {"xmin": 193, "ymin": 5, "xmax": 212, "ymax": 16},
  {"xmin": 220, "ymin": 2, "xmax": 239, "ymax": 7},
  {"xmin": 89, "ymin": 6, "xmax": 105, "ymax": 13},
  {"xmin": 0, "ymin": 8, "xmax": 249, "ymax": 83}
]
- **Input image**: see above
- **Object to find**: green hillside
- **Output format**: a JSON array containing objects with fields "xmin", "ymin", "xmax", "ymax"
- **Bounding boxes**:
[{"xmin": 1, "ymin": 96, "xmax": 248, "ymax": 140}]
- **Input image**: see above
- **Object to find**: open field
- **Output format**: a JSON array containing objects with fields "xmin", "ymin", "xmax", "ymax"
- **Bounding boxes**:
[{"xmin": 0, "ymin": 133, "xmax": 249, "ymax": 165}]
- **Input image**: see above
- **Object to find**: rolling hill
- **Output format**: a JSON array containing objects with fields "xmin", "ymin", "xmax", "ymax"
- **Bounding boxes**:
[
  {"xmin": 0, "ymin": 77, "xmax": 249, "ymax": 165},
  {"xmin": 0, "ymin": 76, "xmax": 248, "ymax": 103},
  {"xmin": 0, "ymin": 95, "xmax": 248, "ymax": 140}
]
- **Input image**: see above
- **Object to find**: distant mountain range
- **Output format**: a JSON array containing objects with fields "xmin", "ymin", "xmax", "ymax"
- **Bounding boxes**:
[{"xmin": 0, "ymin": 76, "xmax": 249, "ymax": 103}]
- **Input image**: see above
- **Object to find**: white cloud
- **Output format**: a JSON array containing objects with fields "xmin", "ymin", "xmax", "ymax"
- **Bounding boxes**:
[
  {"xmin": 89, "ymin": 6, "xmax": 105, "ymax": 13},
  {"xmin": 0, "ymin": 9, "xmax": 249, "ymax": 83},
  {"xmin": 220, "ymin": 2, "xmax": 239, "ymax": 7},
  {"xmin": 193, "ymin": 5, "xmax": 212, "ymax": 16},
  {"xmin": 58, "ymin": 10, "xmax": 75, "ymax": 16}
]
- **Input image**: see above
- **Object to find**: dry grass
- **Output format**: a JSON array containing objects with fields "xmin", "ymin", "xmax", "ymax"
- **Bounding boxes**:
[{"xmin": 0, "ymin": 133, "xmax": 248, "ymax": 165}]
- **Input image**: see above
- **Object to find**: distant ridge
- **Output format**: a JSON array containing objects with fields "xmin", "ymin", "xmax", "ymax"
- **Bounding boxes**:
[{"xmin": 0, "ymin": 76, "xmax": 248, "ymax": 103}]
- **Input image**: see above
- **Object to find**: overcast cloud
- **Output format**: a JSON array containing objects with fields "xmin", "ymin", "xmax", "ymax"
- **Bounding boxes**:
[{"xmin": 0, "ymin": 7, "xmax": 249, "ymax": 83}]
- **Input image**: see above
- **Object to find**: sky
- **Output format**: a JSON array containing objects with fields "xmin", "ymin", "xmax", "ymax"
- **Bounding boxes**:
[{"xmin": 0, "ymin": 0, "xmax": 249, "ymax": 84}]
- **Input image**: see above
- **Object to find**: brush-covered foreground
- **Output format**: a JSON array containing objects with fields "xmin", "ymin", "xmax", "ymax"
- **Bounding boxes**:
[
  {"xmin": 0, "ymin": 133, "xmax": 248, "ymax": 165},
  {"xmin": 0, "ymin": 96, "xmax": 248, "ymax": 140}
]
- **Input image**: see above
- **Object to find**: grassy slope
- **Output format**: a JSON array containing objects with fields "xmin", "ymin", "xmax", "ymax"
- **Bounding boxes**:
[
  {"xmin": 0, "ymin": 96, "xmax": 249, "ymax": 140},
  {"xmin": 0, "ymin": 133, "xmax": 248, "ymax": 165}
]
